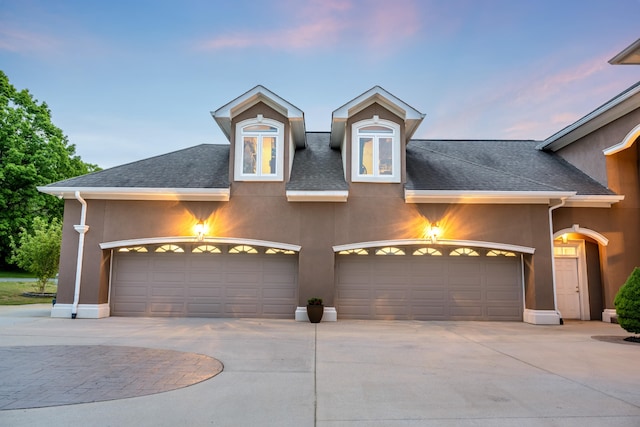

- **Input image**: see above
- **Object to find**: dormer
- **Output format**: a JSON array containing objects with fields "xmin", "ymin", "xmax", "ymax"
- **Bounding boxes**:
[
  {"xmin": 212, "ymin": 85, "xmax": 306, "ymax": 182},
  {"xmin": 330, "ymin": 86, "xmax": 425, "ymax": 184}
]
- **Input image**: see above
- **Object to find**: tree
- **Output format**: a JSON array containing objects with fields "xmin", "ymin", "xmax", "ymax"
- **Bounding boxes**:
[
  {"xmin": 10, "ymin": 216, "xmax": 62, "ymax": 293},
  {"xmin": 614, "ymin": 267, "xmax": 640, "ymax": 335},
  {"xmin": 0, "ymin": 70, "xmax": 98, "ymax": 268}
]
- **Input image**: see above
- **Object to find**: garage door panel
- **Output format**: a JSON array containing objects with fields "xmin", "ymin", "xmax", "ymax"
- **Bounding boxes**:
[
  {"xmin": 187, "ymin": 286, "xmax": 223, "ymax": 298},
  {"xmin": 336, "ymin": 249, "xmax": 522, "ymax": 321},
  {"xmin": 111, "ymin": 248, "xmax": 297, "ymax": 318}
]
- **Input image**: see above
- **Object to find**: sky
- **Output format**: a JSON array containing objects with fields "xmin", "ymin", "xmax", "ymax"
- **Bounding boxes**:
[{"xmin": 1, "ymin": 0, "xmax": 639, "ymax": 169}]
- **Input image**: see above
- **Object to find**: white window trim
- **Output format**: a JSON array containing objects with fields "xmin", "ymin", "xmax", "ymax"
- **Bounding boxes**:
[
  {"xmin": 235, "ymin": 116, "xmax": 284, "ymax": 182},
  {"xmin": 351, "ymin": 117, "xmax": 400, "ymax": 183}
]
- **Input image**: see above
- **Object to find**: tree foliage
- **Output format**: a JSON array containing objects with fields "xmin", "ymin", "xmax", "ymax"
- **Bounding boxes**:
[
  {"xmin": 614, "ymin": 267, "xmax": 640, "ymax": 335},
  {"xmin": 10, "ymin": 216, "xmax": 62, "ymax": 293},
  {"xmin": 0, "ymin": 70, "xmax": 98, "ymax": 267}
]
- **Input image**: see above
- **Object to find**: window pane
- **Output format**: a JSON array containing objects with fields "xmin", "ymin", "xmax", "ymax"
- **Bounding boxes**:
[
  {"xmin": 359, "ymin": 138, "xmax": 373, "ymax": 175},
  {"xmin": 359, "ymin": 125, "xmax": 393, "ymax": 134},
  {"xmin": 243, "ymin": 137, "xmax": 257, "ymax": 174},
  {"xmin": 244, "ymin": 124, "xmax": 277, "ymax": 132},
  {"xmin": 378, "ymin": 137, "xmax": 393, "ymax": 175},
  {"xmin": 261, "ymin": 136, "xmax": 276, "ymax": 175}
]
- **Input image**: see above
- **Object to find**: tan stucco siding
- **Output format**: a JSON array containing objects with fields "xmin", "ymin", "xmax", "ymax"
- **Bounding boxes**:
[{"xmin": 555, "ymin": 108, "xmax": 640, "ymax": 186}]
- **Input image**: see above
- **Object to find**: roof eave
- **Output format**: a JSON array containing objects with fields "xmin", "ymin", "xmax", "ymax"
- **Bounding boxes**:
[
  {"xmin": 404, "ymin": 190, "xmax": 576, "ymax": 204},
  {"xmin": 330, "ymin": 86, "xmax": 425, "ymax": 149},
  {"xmin": 37, "ymin": 186, "xmax": 230, "ymax": 202},
  {"xmin": 212, "ymin": 85, "xmax": 306, "ymax": 147},
  {"xmin": 537, "ymin": 82, "xmax": 640, "ymax": 151},
  {"xmin": 563, "ymin": 194, "xmax": 625, "ymax": 208},
  {"xmin": 609, "ymin": 38, "xmax": 640, "ymax": 65},
  {"xmin": 286, "ymin": 190, "xmax": 348, "ymax": 202}
]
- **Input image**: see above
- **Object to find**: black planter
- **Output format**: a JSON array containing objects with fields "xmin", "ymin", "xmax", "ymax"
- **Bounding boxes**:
[{"xmin": 307, "ymin": 305, "xmax": 324, "ymax": 323}]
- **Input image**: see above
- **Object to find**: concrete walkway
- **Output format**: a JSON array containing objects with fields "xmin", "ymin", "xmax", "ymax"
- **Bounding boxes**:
[{"xmin": 0, "ymin": 304, "xmax": 639, "ymax": 426}]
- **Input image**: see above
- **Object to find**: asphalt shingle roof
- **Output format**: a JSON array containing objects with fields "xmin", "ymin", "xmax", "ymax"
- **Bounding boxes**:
[
  {"xmin": 46, "ymin": 144, "xmax": 230, "ymax": 188},
  {"xmin": 45, "ymin": 136, "xmax": 613, "ymax": 197},
  {"xmin": 406, "ymin": 140, "xmax": 614, "ymax": 195},
  {"xmin": 287, "ymin": 132, "xmax": 348, "ymax": 191}
]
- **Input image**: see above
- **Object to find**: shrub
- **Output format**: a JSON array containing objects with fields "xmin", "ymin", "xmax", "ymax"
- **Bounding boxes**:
[
  {"xmin": 9, "ymin": 217, "xmax": 62, "ymax": 293},
  {"xmin": 614, "ymin": 267, "xmax": 640, "ymax": 335},
  {"xmin": 307, "ymin": 297, "xmax": 323, "ymax": 306}
]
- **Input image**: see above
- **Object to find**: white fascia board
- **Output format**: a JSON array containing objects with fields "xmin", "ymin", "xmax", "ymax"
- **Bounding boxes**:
[
  {"xmin": 286, "ymin": 190, "xmax": 348, "ymax": 202},
  {"xmin": 212, "ymin": 85, "xmax": 305, "ymax": 146},
  {"xmin": 563, "ymin": 194, "xmax": 625, "ymax": 208},
  {"xmin": 330, "ymin": 86, "xmax": 425, "ymax": 148},
  {"xmin": 333, "ymin": 239, "xmax": 535, "ymax": 255},
  {"xmin": 537, "ymin": 82, "xmax": 640, "ymax": 151},
  {"xmin": 609, "ymin": 38, "xmax": 640, "ymax": 64},
  {"xmin": 404, "ymin": 190, "xmax": 575, "ymax": 204},
  {"xmin": 37, "ymin": 186, "xmax": 230, "ymax": 201},
  {"xmin": 100, "ymin": 236, "xmax": 301, "ymax": 252}
]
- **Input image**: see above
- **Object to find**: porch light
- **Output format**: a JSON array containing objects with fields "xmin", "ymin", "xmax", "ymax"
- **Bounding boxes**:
[
  {"xmin": 194, "ymin": 222, "xmax": 206, "ymax": 241},
  {"xmin": 561, "ymin": 233, "xmax": 568, "ymax": 244},
  {"xmin": 425, "ymin": 223, "xmax": 441, "ymax": 243}
]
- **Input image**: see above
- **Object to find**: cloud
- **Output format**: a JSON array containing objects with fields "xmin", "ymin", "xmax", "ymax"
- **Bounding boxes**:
[
  {"xmin": 195, "ymin": 0, "xmax": 421, "ymax": 52},
  {"xmin": 0, "ymin": 25, "xmax": 62, "ymax": 54}
]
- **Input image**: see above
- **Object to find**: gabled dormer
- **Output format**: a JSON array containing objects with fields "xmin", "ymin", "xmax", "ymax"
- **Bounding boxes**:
[
  {"xmin": 330, "ymin": 86, "xmax": 425, "ymax": 184},
  {"xmin": 212, "ymin": 85, "xmax": 306, "ymax": 183}
]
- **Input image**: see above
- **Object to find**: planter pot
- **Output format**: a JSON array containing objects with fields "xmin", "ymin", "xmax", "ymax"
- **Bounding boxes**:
[{"xmin": 307, "ymin": 305, "xmax": 324, "ymax": 323}]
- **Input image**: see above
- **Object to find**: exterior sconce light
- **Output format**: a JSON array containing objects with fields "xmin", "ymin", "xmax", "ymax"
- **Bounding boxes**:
[
  {"xmin": 194, "ymin": 222, "xmax": 205, "ymax": 241},
  {"xmin": 561, "ymin": 233, "xmax": 568, "ymax": 244},
  {"xmin": 427, "ymin": 223, "xmax": 441, "ymax": 243}
]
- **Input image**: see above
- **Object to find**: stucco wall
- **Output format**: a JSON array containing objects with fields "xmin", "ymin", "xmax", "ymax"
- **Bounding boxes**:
[
  {"xmin": 555, "ymin": 108, "xmax": 640, "ymax": 186},
  {"xmin": 56, "ymin": 193, "xmax": 557, "ymax": 312}
]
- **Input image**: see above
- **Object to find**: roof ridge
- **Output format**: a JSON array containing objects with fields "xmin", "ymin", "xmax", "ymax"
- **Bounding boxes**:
[{"xmin": 409, "ymin": 144, "xmax": 564, "ymax": 192}]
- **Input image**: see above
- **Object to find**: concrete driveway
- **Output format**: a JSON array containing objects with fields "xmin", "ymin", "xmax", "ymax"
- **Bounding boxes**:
[{"xmin": 0, "ymin": 304, "xmax": 639, "ymax": 426}]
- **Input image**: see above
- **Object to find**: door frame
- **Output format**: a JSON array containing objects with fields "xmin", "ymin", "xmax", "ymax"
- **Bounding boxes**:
[{"xmin": 553, "ymin": 239, "xmax": 590, "ymax": 320}]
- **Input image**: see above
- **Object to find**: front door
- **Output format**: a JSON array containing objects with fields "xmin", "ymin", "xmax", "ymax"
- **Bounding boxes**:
[{"xmin": 555, "ymin": 257, "xmax": 581, "ymax": 319}]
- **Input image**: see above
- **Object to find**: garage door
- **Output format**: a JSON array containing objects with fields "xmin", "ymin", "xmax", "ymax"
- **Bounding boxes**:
[
  {"xmin": 110, "ymin": 243, "xmax": 298, "ymax": 318},
  {"xmin": 335, "ymin": 246, "xmax": 522, "ymax": 321}
]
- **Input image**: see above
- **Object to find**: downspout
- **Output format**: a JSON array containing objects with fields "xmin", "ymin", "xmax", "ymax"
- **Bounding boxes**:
[
  {"xmin": 71, "ymin": 191, "xmax": 90, "ymax": 319},
  {"xmin": 548, "ymin": 198, "xmax": 566, "ymax": 323}
]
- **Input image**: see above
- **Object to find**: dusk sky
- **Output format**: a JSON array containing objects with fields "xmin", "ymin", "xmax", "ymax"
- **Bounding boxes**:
[{"xmin": 2, "ymin": 0, "xmax": 639, "ymax": 168}]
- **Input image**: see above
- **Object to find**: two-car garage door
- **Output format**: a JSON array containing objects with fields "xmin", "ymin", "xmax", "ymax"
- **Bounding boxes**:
[
  {"xmin": 335, "ymin": 246, "xmax": 523, "ymax": 321},
  {"xmin": 110, "ymin": 244, "xmax": 298, "ymax": 318}
]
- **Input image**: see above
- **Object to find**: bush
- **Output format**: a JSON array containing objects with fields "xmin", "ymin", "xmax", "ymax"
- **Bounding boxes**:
[
  {"xmin": 614, "ymin": 267, "xmax": 640, "ymax": 335},
  {"xmin": 9, "ymin": 217, "xmax": 62, "ymax": 293}
]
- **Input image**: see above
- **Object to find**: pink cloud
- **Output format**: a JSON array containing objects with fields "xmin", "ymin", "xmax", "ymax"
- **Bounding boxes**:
[
  {"xmin": 0, "ymin": 25, "xmax": 62, "ymax": 54},
  {"xmin": 195, "ymin": 0, "xmax": 421, "ymax": 52}
]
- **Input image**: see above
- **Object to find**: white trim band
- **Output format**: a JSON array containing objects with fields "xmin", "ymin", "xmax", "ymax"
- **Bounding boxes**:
[
  {"xmin": 37, "ymin": 186, "xmax": 231, "ymax": 201},
  {"xmin": 523, "ymin": 309, "xmax": 561, "ymax": 325},
  {"xmin": 405, "ymin": 190, "xmax": 576, "ymax": 204},
  {"xmin": 100, "ymin": 236, "xmax": 302, "ymax": 252},
  {"xmin": 333, "ymin": 238, "xmax": 535, "ymax": 255},
  {"xmin": 51, "ymin": 303, "xmax": 110, "ymax": 319},
  {"xmin": 295, "ymin": 306, "xmax": 337, "ymax": 322},
  {"xmin": 286, "ymin": 190, "xmax": 349, "ymax": 202}
]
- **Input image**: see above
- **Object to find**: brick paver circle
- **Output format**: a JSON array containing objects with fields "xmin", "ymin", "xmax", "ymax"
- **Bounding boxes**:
[{"xmin": 0, "ymin": 345, "xmax": 223, "ymax": 410}]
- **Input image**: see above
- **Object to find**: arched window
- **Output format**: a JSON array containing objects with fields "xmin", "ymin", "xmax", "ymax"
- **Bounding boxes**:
[
  {"xmin": 352, "ymin": 117, "xmax": 400, "ymax": 182},
  {"xmin": 375, "ymin": 247, "xmax": 405, "ymax": 255},
  {"xmin": 192, "ymin": 245, "xmax": 222, "ymax": 254},
  {"xmin": 229, "ymin": 245, "xmax": 258, "ymax": 254},
  {"xmin": 265, "ymin": 248, "xmax": 295, "ymax": 255},
  {"xmin": 118, "ymin": 246, "xmax": 148, "ymax": 253},
  {"xmin": 413, "ymin": 247, "xmax": 442, "ymax": 256},
  {"xmin": 155, "ymin": 244, "xmax": 184, "ymax": 253},
  {"xmin": 450, "ymin": 247, "xmax": 479, "ymax": 256},
  {"xmin": 338, "ymin": 249, "xmax": 369, "ymax": 255},
  {"xmin": 486, "ymin": 250, "xmax": 516, "ymax": 257},
  {"xmin": 235, "ymin": 116, "xmax": 284, "ymax": 181}
]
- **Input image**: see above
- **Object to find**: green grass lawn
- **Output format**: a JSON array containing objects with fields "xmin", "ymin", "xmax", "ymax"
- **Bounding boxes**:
[
  {"xmin": 0, "ymin": 281, "xmax": 57, "ymax": 305},
  {"xmin": 0, "ymin": 270, "xmax": 36, "ymax": 279}
]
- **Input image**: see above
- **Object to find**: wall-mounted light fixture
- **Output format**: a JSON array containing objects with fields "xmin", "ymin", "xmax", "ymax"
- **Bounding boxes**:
[
  {"xmin": 425, "ymin": 222, "xmax": 441, "ymax": 243},
  {"xmin": 194, "ymin": 222, "xmax": 206, "ymax": 241},
  {"xmin": 561, "ymin": 233, "xmax": 568, "ymax": 244}
]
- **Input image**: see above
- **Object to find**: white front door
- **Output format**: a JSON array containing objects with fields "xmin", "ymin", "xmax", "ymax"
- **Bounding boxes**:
[{"xmin": 555, "ymin": 257, "xmax": 581, "ymax": 319}]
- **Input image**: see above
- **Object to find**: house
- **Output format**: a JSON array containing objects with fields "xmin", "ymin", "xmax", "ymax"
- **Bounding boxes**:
[{"xmin": 39, "ymin": 79, "xmax": 640, "ymax": 324}]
